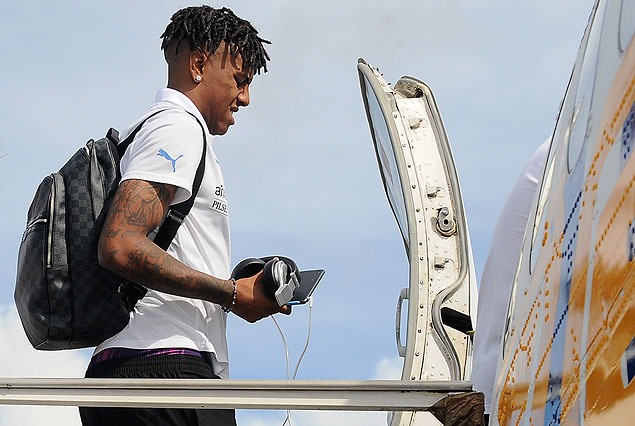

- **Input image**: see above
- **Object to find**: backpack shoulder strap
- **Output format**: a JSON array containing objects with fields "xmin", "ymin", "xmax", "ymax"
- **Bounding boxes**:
[
  {"xmin": 116, "ymin": 109, "xmax": 165, "ymax": 158},
  {"xmin": 152, "ymin": 111, "xmax": 207, "ymax": 250}
]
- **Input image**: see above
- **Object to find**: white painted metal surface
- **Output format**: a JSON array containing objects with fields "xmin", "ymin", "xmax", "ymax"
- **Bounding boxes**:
[
  {"xmin": 358, "ymin": 61, "xmax": 478, "ymax": 426},
  {"xmin": 0, "ymin": 379, "xmax": 471, "ymax": 411}
]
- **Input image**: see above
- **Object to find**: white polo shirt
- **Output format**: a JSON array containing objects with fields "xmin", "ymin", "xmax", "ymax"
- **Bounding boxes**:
[{"xmin": 95, "ymin": 88, "xmax": 232, "ymax": 379}]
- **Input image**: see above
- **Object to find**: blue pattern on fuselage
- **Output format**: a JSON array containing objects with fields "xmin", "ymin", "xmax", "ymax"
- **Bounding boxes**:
[
  {"xmin": 544, "ymin": 141, "xmax": 587, "ymax": 426},
  {"xmin": 621, "ymin": 101, "xmax": 634, "ymax": 172},
  {"xmin": 629, "ymin": 221, "xmax": 635, "ymax": 262},
  {"xmin": 624, "ymin": 335, "xmax": 635, "ymax": 386}
]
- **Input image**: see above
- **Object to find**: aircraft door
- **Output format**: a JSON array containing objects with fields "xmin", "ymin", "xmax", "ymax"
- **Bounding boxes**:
[{"xmin": 358, "ymin": 59, "xmax": 478, "ymax": 426}]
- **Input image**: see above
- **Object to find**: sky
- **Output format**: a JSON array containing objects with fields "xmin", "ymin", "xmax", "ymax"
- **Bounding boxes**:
[{"xmin": 0, "ymin": 1, "xmax": 595, "ymax": 425}]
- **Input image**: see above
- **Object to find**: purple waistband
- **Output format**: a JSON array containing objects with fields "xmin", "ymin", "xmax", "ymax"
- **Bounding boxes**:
[{"xmin": 90, "ymin": 347, "xmax": 208, "ymax": 368}]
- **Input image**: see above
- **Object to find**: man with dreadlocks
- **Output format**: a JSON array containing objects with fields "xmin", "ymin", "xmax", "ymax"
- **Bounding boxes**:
[{"xmin": 79, "ymin": 6, "xmax": 287, "ymax": 426}]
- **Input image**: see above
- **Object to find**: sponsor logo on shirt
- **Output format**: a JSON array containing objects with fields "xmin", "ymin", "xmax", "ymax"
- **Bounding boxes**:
[
  {"xmin": 210, "ymin": 185, "xmax": 228, "ymax": 216},
  {"xmin": 157, "ymin": 149, "xmax": 183, "ymax": 173}
]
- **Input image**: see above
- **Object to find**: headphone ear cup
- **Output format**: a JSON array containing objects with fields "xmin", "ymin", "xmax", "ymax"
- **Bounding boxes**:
[
  {"xmin": 278, "ymin": 256, "xmax": 299, "ymax": 285},
  {"xmin": 262, "ymin": 259, "xmax": 284, "ymax": 300},
  {"xmin": 231, "ymin": 258, "xmax": 265, "ymax": 280},
  {"xmin": 260, "ymin": 256, "xmax": 300, "ymax": 284}
]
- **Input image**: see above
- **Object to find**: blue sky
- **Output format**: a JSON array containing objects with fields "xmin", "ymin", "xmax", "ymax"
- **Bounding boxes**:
[{"xmin": 0, "ymin": 1, "xmax": 595, "ymax": 425}]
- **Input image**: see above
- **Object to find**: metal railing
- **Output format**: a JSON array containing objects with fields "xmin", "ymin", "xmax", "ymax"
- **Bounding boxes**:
[{"xmin": 0, "ymin": 379, "xmax": 472, "ymax": 411}]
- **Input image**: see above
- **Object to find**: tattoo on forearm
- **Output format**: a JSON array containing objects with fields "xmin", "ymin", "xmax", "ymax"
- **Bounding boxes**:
[
  {"xmin": 123, "ymin": 238, "xmax": 231, "ymax": 303},
  {"xmin": 101, "ymin": 179, "xmax": 232, "ymax": 304}
]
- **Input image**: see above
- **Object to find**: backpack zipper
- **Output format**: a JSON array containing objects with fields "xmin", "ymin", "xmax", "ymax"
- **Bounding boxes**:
[
  {"xmin": 47, "ymin": 174, "xmax": 55, "ymax": 268},
  {"xmin": 25, "ymin": 217, "xmax": 47, "ymax": 230}
]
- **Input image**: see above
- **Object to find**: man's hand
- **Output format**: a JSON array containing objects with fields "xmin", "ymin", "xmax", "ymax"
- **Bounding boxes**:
[{"xmin": 231, "ymin": 270, "xmax": 291, "ymax": 323}]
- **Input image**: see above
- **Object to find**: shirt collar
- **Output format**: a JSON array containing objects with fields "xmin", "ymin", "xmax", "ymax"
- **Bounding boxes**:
[{"xmin": 155, "ymin": 88, "xmax": 212, "ymax": 137}]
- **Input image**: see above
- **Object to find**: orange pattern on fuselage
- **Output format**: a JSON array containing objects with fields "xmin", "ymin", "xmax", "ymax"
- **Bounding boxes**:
[{"xmin": 496, "ymin": 29, "xmax": 635, "ymax": 426}]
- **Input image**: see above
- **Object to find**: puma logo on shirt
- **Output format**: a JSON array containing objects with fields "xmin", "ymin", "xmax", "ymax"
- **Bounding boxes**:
[{"xmin": 157, "ymin": 149, "xmax": 183, "ymax": 172}]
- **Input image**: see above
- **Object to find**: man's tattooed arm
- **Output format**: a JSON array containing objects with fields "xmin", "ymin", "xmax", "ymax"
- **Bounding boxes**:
[{"xmin": 97, "ymin": 179, "xmax": 234, "ymax": 305}]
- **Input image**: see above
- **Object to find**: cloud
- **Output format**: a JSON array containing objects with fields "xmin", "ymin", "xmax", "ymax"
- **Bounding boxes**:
[
  {"xmin": 0, "ymin": 305, "xmax": 89, "ymax": 426},
  {"xmin": 0, "ymin": 305, "xmax": 89, "ymax": 378},
  {"xmin": 373, "ymin": 356, "xmax": 403, "ymax": 380},
  {"xmin": 0, "ymin": 405, "xmax": 82, "ymax": 426},
  {"xmin": 272, "ymin": 411, "xmax": 390, "ymax": 426}
]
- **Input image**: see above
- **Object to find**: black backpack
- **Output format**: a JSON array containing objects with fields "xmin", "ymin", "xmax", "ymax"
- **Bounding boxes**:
[{"xmin": 14, "ymin": 111, "xmax": 206, "ymax": 350}]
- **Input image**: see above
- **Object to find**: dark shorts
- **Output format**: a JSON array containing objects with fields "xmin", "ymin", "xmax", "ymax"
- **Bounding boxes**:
[{"xmin": 79, "ymin": 354, "xmax": 237, "ymax": 426}]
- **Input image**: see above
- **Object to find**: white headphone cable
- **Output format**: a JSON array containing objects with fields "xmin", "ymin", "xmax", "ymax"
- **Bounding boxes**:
[
  {"xmin": 272, "ymin": 296, "xmax": 314, "ymax": 426},
  {"xmin": 293, "ymin": 295, "xmax": 313, "ymax": 379},
  {"xmin": 271, "ymin": 315, "xmax": 291, "ymax": 379}
]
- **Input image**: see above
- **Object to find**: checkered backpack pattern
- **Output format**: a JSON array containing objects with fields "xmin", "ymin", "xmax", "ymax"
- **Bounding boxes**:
[
  {"xmin": 14, "ymin": 112, "xmax": 207, "ymax": 350},
  {"xmin": 14, "ymin": 128, "xmax": 132, "ymax": 350}
]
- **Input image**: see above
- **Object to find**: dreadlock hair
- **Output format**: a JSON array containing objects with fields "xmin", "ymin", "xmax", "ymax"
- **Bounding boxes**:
[{"xmin": 160, "ymin": 6, "xmax": 270, "ymax": 74}]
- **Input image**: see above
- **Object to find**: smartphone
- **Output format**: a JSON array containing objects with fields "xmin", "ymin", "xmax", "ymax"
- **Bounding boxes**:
[{"xmin": 287, "ymin": 269, "xmax": 325, "ymax": 305}]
